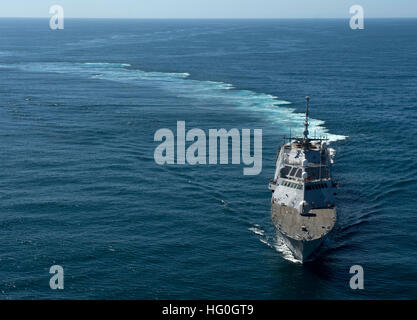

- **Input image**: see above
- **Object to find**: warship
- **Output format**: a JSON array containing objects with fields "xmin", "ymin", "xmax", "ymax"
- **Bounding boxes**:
[{"xmin": 268, "ymin": 97, "xmax": 337, "ymax": 263}]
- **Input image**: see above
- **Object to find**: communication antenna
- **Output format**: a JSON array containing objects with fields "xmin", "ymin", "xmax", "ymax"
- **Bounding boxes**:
[{"xmin": 303, "ymin": 96, "xmax": 310, "ymax": 141}]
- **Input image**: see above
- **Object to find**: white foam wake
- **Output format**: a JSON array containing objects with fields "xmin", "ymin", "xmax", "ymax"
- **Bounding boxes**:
[
  {"xmin": 248, "ymin": 226, "xmax": 265, "ymax": 236},
  {"xmin": 249, "ymin": 225, "xmax": 301, "ymax": 264},
  {"xmin": 0, "ymin": 62, "xmax": 347, "ymax": 142}
]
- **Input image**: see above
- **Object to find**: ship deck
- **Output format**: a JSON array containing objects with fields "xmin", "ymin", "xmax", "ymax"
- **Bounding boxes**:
[{"xmin": 271, "ymin": 203, "xmax": 336, "ymax": 241}]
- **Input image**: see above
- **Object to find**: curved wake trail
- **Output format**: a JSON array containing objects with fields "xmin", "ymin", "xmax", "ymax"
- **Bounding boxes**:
[{"xmin": 1, "ymin": 62, "xmax": 347, "ymax": 142}]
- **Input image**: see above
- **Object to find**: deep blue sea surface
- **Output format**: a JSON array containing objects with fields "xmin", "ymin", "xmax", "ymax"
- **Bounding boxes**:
[{"xmin": 0, "ymin": 18, "xmax": 416, "ymax": 299}]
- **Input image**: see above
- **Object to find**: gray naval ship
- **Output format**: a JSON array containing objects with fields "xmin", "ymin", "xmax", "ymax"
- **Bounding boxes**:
[{"xmin": 268, "ymin": 97, "xmax": 337, "ymax": 263}]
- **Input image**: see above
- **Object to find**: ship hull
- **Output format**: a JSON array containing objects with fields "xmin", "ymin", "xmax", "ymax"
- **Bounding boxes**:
[
  {"xmin": 271, "ymin": 202, "xmax": 336, "ymax": 263},
  {"xmin": 277, "ymin": 229, "xmax": 327, "ymax": 263}
]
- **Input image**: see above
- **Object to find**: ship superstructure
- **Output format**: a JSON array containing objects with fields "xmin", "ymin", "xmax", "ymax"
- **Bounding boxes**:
[{"xmin": 268, "ymin": 97, "xmax": 337, "ymax": 262}]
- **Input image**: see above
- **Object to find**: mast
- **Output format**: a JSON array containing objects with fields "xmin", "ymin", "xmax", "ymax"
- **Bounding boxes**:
[{"xmin": 303, "ymin": 96, "xmax": 310, "ymax": 143}]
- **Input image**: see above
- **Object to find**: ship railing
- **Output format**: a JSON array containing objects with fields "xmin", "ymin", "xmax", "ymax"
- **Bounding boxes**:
[
  {"xmin": 280, "ymin": 175, "xmax": 304, "ymax": 182},
  {"xmin": 282, "ymin": 159, "xmax": 302, "ymax": 166}
]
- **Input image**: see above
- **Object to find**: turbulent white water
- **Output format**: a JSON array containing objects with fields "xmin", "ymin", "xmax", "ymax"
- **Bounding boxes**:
[
  {"xmin": 249, "ymin": 225, "xmax": 301, "ymax": 264},
  {"xmin": 2, "ymin": 62, "xmax": 347, "ymax": 142}
]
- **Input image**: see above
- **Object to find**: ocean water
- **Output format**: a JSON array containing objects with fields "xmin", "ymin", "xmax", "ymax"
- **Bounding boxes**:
[{"xmin": 0, "ymin": 18, "xmax": 416, "ymax": 299}]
